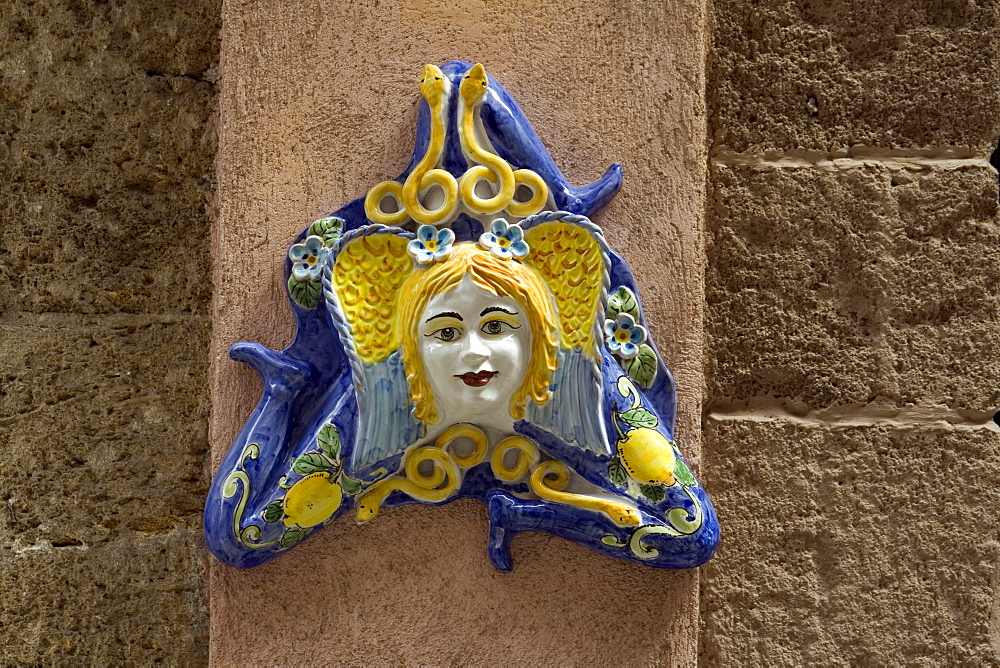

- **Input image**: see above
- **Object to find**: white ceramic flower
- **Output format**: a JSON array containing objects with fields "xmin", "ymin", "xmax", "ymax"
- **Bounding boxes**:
[
  {"xmin": 604, "ymin": 313, "xmax": 647, "ymax": 359},
  {"xmin": 479, "ymin": 219, "xmax": 529, "ymax": 259},
  {"xmin": 408, "ymin": 225, "xmax": 455, "ymax": 264},
  {"xmin": 288, "ymin": 235, "xmax": 329, "ymax": 281}
]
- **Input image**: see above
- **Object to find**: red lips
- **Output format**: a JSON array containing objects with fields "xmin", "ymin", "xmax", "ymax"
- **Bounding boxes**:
[{"xmin": 456, "ymin": 370, "xmax": 498, "ymax": 387}]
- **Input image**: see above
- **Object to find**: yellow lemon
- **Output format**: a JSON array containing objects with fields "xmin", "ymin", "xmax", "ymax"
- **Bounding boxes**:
[
  {"xmin": 282, "ymin": 472, "xmax": 343, "ymax": 527},
  {"xmin": 618, "ymin": 428, "xmax": 677, "ymax": 486}
]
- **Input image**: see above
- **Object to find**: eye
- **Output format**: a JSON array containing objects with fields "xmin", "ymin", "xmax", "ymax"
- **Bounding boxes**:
[
  {"xmin": 481, "ymin": 320, "xmax": 510, "ymax": 336},
  {"xmin": 434, "ymin": 327, "xmax": 461, "ymax": 342}
]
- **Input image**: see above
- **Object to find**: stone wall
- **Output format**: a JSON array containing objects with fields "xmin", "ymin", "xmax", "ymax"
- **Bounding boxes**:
[
  {"xmin": 0, "ymin": 1, "xmax": 218, "ymax": 662},
  {"xmin": 3, "ymin": 0, "xmax": 998, "ymax": 663},
  {"xmin": 701, "ymin": 0, "xmax": 1000, "ymax": 663}
]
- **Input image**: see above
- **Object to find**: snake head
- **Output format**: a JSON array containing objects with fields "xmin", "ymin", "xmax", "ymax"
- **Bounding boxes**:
[
  {"xmin": 613, "ymin": 506, "xmax": 642, "ymax": 527},
  {"xmin": 419, "ymin": 64, "xmax": 450, "ymax": 107},
  {"xmin": 355, "ymin": 495, "xmax": 379, "ymax": 524},
  {"xmin": 460, "ymin": 63, "xmax": 489, "ymax": 105}
]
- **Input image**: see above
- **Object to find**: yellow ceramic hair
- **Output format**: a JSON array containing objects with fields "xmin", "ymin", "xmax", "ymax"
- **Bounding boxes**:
[
  {"xmin": 332, "ymin": 233, "xmax": 412, "ymax": 364},
  {"xmin": 397, "ymin": 243, "xmax": 559, "ymax": 425},
  {"xmin": 523, "ymin": 222, "xmax": 604, "ymax": 356}
]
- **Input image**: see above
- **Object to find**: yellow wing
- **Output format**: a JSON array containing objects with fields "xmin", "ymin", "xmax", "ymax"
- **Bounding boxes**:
[
  {"xmin": 524, "ymin": 222, "xmax": 606, "ymax": 358},
  {"xmin": 331, "ymin": 232, "xmax": 412, "ymax": 364}
]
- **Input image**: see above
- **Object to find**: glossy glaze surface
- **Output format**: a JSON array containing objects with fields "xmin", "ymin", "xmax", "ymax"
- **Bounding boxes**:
[{"xmin": 205, "ymin": 61, "xmax": 719, "ymax": 572}]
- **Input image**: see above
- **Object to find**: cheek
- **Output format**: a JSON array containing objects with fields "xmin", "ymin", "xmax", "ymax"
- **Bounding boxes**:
[
  {"xmin": 495, "ymin": 332, "xmax": 530, "ymax": 367},
  {"xmin": 419, "ymin": 341, "xmax": 452, "ymax": 377}
]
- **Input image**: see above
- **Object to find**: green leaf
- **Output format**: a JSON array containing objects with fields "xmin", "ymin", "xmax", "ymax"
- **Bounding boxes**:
[
  {"xmin": 262, "ymin": 500, "xmax": 284, "ymax": 523},
  {"xmin": 308, "ymin": 216, "xmax": 344, "ymax": 246},
  {"xmin": 606, "ymin": 286, "xmax": 641, "ymax": 322},
  {"xmin": 639, "ymin": 483, "xmax": 666, "ymax": 503},
  {"xmin": 317, "ymin": 423, "xmax": 341, "ymax": 461},
  {"xmin": 292, "ymin": 452, "xmax": 332, "ymax": 475},
  {"xmin": 674, "ymin": 458, "xmax": 697, "ymax": 486},
  {"xmin": 608, "ymin": 456, "xmax": 627, "ymax": 486},
  {"xmin": 287, "ymin": 276, "xmax": 322, "ymax": 309},
  {"xmin": 279, "ymin": 526, "xmax": 309, "ymax": 549},
  {"xmin": 338, "ymin": 473, "xmax": 362, "ymax": 496},
  {"xmin": 624, "ymin": 344, "xmax": 657, "ymax": 388},
  {"xmin": 619, "ymin": 407, "xmax": 658, "ymax": 429}
]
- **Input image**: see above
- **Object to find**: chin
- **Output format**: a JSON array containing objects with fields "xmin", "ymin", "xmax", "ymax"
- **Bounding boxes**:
[{"xmin": 448, "ymin": 389, "xmax": 506, "ymax": 419}]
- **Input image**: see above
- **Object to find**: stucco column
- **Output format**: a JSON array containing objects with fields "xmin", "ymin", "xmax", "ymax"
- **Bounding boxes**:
[{"xmin": 210, "ymin": 1, "xmax": 708, "ymax": 662}]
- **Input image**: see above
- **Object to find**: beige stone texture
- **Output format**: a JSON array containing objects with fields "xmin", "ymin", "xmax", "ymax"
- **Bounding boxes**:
[
  {"xmin": 700, "ymin": 418, "xmax": 1000, "ymax": 665},
  {"xmin": 211, "ymin": 0, "xmax": 708, "ymax": 663},
  {"xmin": 0, "ymin": 523, "xmax": 207, "ymax": 664},
  {"xmin": 709, "ymin": 0, "xmax": 1000, "ymax": 153},
  {"xmin": 704, "ymin": 0, "xmax": 1000, "ymax": 662},
  {"xmin": 707, "ymin": 163, "xmax": 1000, "ymax": 413},
  {"xmin": 0, "ymin": 0, "xmax": 217, "ymax": 662}
]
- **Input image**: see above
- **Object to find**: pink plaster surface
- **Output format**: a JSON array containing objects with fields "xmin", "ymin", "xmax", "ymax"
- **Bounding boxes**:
[{"xmin": 210, "ymin": 0, "xmax": 708, "ymax": 663}]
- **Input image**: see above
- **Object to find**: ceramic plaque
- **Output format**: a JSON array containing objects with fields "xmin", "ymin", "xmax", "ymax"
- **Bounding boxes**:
[{"xmin": 205, "ymin": 61, "xmax": 720, "ymax": 572}]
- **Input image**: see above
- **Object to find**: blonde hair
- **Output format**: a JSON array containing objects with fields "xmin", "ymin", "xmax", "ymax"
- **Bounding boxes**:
[{"xmin": 397, "ymin": 243, "xmax": 558, "ymax": 425}]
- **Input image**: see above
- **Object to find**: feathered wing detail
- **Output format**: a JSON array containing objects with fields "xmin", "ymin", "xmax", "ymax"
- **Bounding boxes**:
[
  {"xmin": 524, "ymin": 222, "xmax": 606, "ymax": 357},
  {"xmin": 522, "ymin": 214, "xmax": 611, "ymax": 456},
  {"xmin": 331, "ymin": 231, "xmax": 412, "ymax": 364},
  {"xmin": 324, "ymin": 227, "xmax": 422, "ymax": 473}
]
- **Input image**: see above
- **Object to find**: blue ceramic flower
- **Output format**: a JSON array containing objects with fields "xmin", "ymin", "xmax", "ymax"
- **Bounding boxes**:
[
  {"xmin": 479, "ymin": 219, "xmax": 529, "ymax": 259},
  {"xmin": 408, "ymin": 225, "xmax": 455, "ymax": 264},
  {"xmin": 604, "ymin": 313, "xmax": 647, "ymax": 359},
  {"xmin": 288, "ymin": 235, "xmax": 329, "ymax": 281}
]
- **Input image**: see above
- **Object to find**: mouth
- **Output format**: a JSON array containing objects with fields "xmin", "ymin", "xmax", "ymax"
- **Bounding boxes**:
[{"xmin": 456, "ymin": 370, "xmax": 498, "ymax": 387}]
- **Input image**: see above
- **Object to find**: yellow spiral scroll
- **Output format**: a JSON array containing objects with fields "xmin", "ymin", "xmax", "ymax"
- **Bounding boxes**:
[
  {"xmin": 523, "ymin": 222, "xmax": 604, "ymax": 356},
  {"xmin": 529, "ymin": 460, "xmax": 641, "ymax": 527},
  {"xmin": 490, "ymin": 436, "xmax": 540, "ymax": 482},
  {"xmin": 438, "ymin": 424, "xmax": 488, "ymax": 467},
  {"xmin": 457, "ymin": 64, "xmax": 549, "ymax": 217},
  {"xmin": 332, "ymin": 233, "xmax": 412, "ymax": 364},
  {"xmin": 365, "ymin": 64, "xmax": 458, "ymax": 226},
  {"xmin": 354, "ymin": 424, "xmax": 488, "ymax": 523},
  {"xmin": 355, "ymin": 445, "xmax": 460, "ymax": 523}
]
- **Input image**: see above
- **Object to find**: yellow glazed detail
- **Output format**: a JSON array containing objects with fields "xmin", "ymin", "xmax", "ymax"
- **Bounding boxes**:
[
  {"xmin": 617, "ymin": 427, "xmax": 677, "ymax": 486},
  {"xmin": 282, "ymin": 472, "xmax": 343, "ymax": 528},
  {"xmin": 437, "ymin": 423, "xmax": 489, "ymax": 467},
  {"xmin": 457, "ymin": 64, "xmax": 548, "ymax": 216},
  {"xmin": 529, "ymin": 460, "xmax": 641, "ymax": 526},
  {"xmin": 397, "ymin": 243, "xmax": 559, "ymax": 425},
  {"xmin": 365, "ymin": 65, "xmax": 457, "ymax": 225},
  {"xmin": 354, "ymin": 424, "xmax": 489, "ymax": 523},
  {"xmin": 355, "ymin": 445, "xmax": 460, "ymax": 523},
  {"xmin": 332, "ymin": 233, "xmax": 411, "ymax": 364},
  {"xmin": 490, "ymin": 435, "xmax": 540, "ymax": 481},
  {"xmin": 524, "ymin": 222, "xmax": 604, "ymax": 355}
]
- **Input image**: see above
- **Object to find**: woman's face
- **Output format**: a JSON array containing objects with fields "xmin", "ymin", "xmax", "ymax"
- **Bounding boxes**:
[{"xmin": 418, "ymin": 274, "xmax": 532, "ymax": 425}]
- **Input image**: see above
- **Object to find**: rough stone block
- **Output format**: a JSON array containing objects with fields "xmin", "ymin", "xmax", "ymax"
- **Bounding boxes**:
[
  {"xmin": 701, "ymin": 418, "xmax": 1000, "ymax": 665},
  {"xmin": 0, "ymin": 1, "xmax": 218, "ymax": 316},
  {"xmin": 0, "ymin": 0, "xmax": 216, "ymax": 661},
  {"xmin": 708, "ymin": 164, "xmax": 1000, "ymax": 411},
  {"xmin": 0, "ymin": 313, "xmax": 210, "ymax": 547},
  {"xmin": 710, "ymin": 0, "xmax": 1000, "ymax": 152},
  {"xmin": 0, "ymin": 524, "xmax": 208, "ymax": 664}
]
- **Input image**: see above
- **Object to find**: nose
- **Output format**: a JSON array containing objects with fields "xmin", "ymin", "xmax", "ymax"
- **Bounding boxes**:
[{"xmin": 460, "ymin": 332, "xmax": 489, "ymax": 366}]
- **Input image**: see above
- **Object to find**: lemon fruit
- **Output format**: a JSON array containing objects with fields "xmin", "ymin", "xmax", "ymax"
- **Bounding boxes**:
[
  {"xmin": 617, "ymin": 427, "xmax": 677, "ymax": 486},
  {"xmin": 282, "ymin": 472, "xmax": 343, "ymax": 527}
]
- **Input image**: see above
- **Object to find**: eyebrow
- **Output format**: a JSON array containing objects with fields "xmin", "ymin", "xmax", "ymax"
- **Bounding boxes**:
[
  {"xmin": 480, "ymin": 306, "xmax": 518, "ymax": 317},
  {"xmin": 425, "ymin": 311, "xmax": 463, "ymax": 323}
]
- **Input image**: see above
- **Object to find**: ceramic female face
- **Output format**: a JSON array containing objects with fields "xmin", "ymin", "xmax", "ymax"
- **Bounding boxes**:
[{"xmin": 418, "ymin": 274, "xmax": 532, "ymax": 426}]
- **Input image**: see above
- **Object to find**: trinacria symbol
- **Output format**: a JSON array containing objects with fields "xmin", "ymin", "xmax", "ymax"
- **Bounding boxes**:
[{"xmin": 205, "ymin": 62, "xmax": 719, "ymax": 572}]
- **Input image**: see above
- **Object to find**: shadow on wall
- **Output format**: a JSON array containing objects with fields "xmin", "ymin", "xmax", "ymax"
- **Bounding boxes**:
[{"xmin": 990, "ymin": 137, "xmax": 1000, "ymax": 194}]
